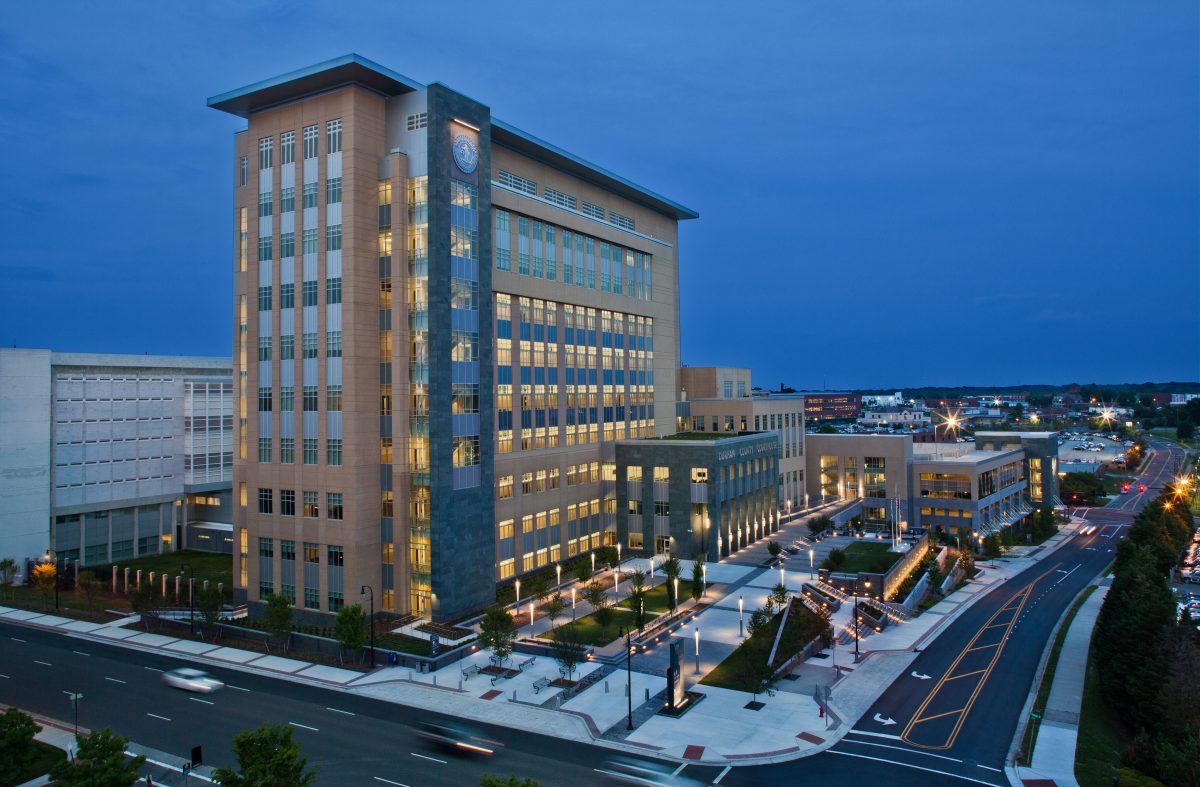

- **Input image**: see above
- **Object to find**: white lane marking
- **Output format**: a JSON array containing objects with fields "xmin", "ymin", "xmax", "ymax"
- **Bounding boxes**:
[
  {"xmin": 147, "ymin": 713, "xmax": 172, "ymax": 721},
  {"xmin": 0, "ymin": 674, "xmax": 8, "ymax": 679},
  {"xmin": 410, "ymin": 752, "xmax": 447, "ymax": 764},
  {"xmin": 11, "ymin": 638, "xmax": 26, "ymax": 643},
  {"xmin": 827, "ymin": 750, "xmax": 1001, "ymax": 787},
  {"xmin": 289, "ymin": 722, "xmax": 319, "ymax": 732},
  {"xmin": 189, "ymin": 697, "xmax": 215, "ymax": 705},
  {"xmin": 326, "ymin": 706, "xmax": 355, "ymax": 715},
  {"xmin": 373, "ymin": 779, "xmax": 410, "ymax": 787},
  {"xmin": 846, "ymin": 730, "xmax": 903, "ymax": 741},
  {"xmin": 672, "ymin": 762, "xmax": 688, "ymax": 775},
  {"xmin": 712, "ymin": 765, "xmax": 732, "ymax": 784},
  {"xmin": 105, "ymin": 677, "xmax": 126, "ymax": 684},
  {"xmin": 34, "ymin": 660, "xmax": 52, "ymax": 666},
  {"xmin": 979, "ymin": 765, "xmax": 1004, "ymax": 773},
  {"xmin": 841, "ymin": 738, "xmax": 964, "ymax": 763},
  {"xmin": 73, "ymin": 650, "xmax": 90, "ymax": 656},
  {"xmin": 143, "ymin": 667, "xmax": 164, "ymax": 673},
  {"xmin": 226, "ymin": 684, "xmax": 250, "ymax": 691}
]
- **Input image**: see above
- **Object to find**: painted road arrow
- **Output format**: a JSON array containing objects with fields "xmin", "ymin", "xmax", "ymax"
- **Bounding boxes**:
[
  {"xmin": 873, "ymin": 713, "xmax": 897, "ymax": 726},
  {"xmin": 911, "ymin": 671, "xmax": 931, "ymax": 680}
]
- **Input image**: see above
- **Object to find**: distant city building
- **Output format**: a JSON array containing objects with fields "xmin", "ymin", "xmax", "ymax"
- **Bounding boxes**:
[
  {"xmin": 804, "ymin": 430, "xmax": 1059, "ymax": 541},
  {"xmin": 679, "ymin": 366, "xmax": 751, "ymax": 400},
  {"xmin": 857, "ymin": 407, "xmax": 931, "ymax": 429},
  {"xmin": 0, "ymin": 349, "xmax": 231, "ymax": 577},
  {"xmin": 861, "ymin": 391, "xmax": 905, "ymax": 408},
  {"xmin": 1171, "ymin": 393, "xmax": 1200, "ymax": 405},
  {"xmin": 798, "ymin": 391, "xmax": 861, "ymax": 421}
]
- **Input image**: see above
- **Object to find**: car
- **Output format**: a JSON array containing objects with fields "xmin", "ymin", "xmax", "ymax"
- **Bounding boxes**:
[
  {"xmin": 162, "ymin": 668, "xmax": 224, "ymax": 694},
  {"xmin": 597, "ymin": 757, "xmax": 706, "ymax": 786},
  {"xmin": 413, "ymin": 721, "xmax": 499, "ymax": 755}
]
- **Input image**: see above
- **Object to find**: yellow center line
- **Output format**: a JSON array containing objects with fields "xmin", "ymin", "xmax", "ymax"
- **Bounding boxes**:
[
  {"xmin": 911, "ymin": 707, "xmax": 968, "ymax": 724},
  {"xmin": 943, "ymin": 668, "xmax": 987, "ymax": 682}
]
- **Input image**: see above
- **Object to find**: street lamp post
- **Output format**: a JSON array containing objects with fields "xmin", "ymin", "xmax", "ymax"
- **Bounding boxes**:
[
  {"xmin": 181, "ymin": 563, "xmax": 194, "ymax": 636},
  {"xmin": 591, "ymin": 552, "xmax": 596, "ymax": 575},
  {"xmin": 529, "ymin": 601, "xmax": 535, "ymax": 635},
  {"xmin": 694, "ymin": 628, "xmax": 701, "ymax": 674},
  {"xmin": 614, "ymin": 569, "xmax": 620, "ymax": 596},
  {"xmin": 738, "ymin": 595, "xmax": 744, "ymax": 638},
  {"xmin": 556, "ymin": 563, "xmax": 561, "ymax": 588},
  {"xmin": 515, "ymin": 579, "xmax": 521, "ymax": 612},
  {"xmin": 571, "ymin": 587, "xmax": 576, "ymax": 621},
  {"xmin": 360, "ymin": 585, "xmax": 375, "ymax": 668},
  {"xmin": 673, "ymin": 578, "xmax": 678, "ymax": 611},
  {"xmin": 853, "ymin": 579, "xmax": 870, "ymax": 662},
  {"xmin": 808, "ymin": 549, "xmax": 815, "ymax": 579}
]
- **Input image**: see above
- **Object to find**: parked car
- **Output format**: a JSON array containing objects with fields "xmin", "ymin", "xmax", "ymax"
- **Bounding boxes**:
[{"xmin": 162, "ymin": 668, "xmax": 224, "ymax": 694}]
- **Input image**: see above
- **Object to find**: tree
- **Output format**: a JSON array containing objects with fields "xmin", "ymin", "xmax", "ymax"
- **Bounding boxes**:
[
  {"xmin": 213, "ymin": 723, "xmax": 317, "ymax": 787},
  {"xmin": 1060, "ymin": 472, "xmax": 1106, "ymax": 505},
  {"xmin": 983, "ymin": 534, "xmax": 1002, "ymax": 558},
  {"xmin": 333, "ymin": 603, "xmax": 368, "ymax": 662},
  {"xmin": 597, "ymin": 546, "xmax": 619, "ymax": 571},
  {"xmin": 1178, "ymin": 421, "xmax": 1195, "ymax": 443},
  {"xmin": 767, "ymin": 541, "xmax": 782, "ymax": 560},
  {"xmin": 130, "ymin": 583, "xmax": 160, "ymax": 628},
  {"xmin": 480, "ymin": 776, "xmax": 541, "ymax": 787},
  {"xmin": 545, "ymin": 593, "xmax": 565, "ymax": 628},
  {"xmin": 478, "ymin": 606, "xmax": 518, "ymax": 666},
  {"xmin": 0, "ymin": 558, "xmax": 17, "ymax": 600},
  {"xmin": 528, "ymin": 575, "xmax": 551, "ymax": 605},
  {"xmin": 817, "ymin": 424, "xmax": 837, "ymax": 434},
  {"xmin": 30, "ymin": 562, "xmax": 55, "ymax": 608},
  {"xmin": 690, "ymin": 559, "xmax": 705, "ymax": 602},
  {"xmin": 76, "ymin": 570, "xmax": 103, "ymax": 604},
  {"xmin": 661, "ymin": 557, "xmax": 682, "ymax": 610},
  {"xmin": 550, "ymin": 623, "xmax": 587, "ymax": 681},
  {"xmin": 823, "ymin": 548, "xmax": 846, "ymax": 571},
  {"xmin": 628, "ymin": 569, "xmax": 647, "ymax": 630},
  {"xmin": 262, "ymin": 593, "xmax": 293, "ymax": 653},
  {"xmin": 50, "ymin": 728, "xmax": 144, "ymax": 787},
  {"xmin": 770, "ymin": 582, "xmax": 789, "ymax": 609},
  {"xmin": 747, "ymin": 607, "xmax": 772, "ymax": 639},
  {"xmin": 583, "ymin": 582, "xmax": 614, "ymax": 628},
  {"xmin": 808, "ymin": 515, "xmax": 832, "ymax": 537},
  {"xmin": 198, "ymin": 584, "xmax": 224, "ymax": 633},
  {"xmin": 926, "ymin": 558, "xmax": 944, "ymax": 595},
  {"xmin": 574, "ymin": 560, "xmax": 592, "ymax": 585},
  {"xmin": 0, "ymin": 707, "xmax": 41, "ymax": 786}
]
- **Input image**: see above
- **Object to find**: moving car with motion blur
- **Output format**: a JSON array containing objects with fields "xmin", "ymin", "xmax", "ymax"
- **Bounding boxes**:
[
  {"xmin": 413, "ymin": 721, "xmax": 500, "ymax": 756},
  {"xmin": 162, "ymin": 668, "xmax": 224, "ymax": 694}
]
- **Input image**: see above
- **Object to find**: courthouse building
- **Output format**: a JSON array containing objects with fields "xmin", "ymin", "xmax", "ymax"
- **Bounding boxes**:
[{"xmin": 209, "ymin": 55, "xmax": 696, "ymax": 621}]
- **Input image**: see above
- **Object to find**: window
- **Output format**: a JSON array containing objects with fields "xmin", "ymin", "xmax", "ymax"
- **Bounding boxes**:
[
  {"xmin": 257, "ymin": 285, "xmax": 272, "ymax": 311},
  {"xmin": 581, "ymin": 201, "xmax": 605, "ymax": 220},
  {"xmin": 498, "ymin": 475, "xmax": 513, "ymax": 499},
  {"xmin": 280, "ymin": 231, "xmax": 294, "ymax": 258},
  {"xmin": 280, "ymin": 489, "xmax": 295, "ymax": 516},
  {"xmin": 258, "ymin": 437, "xmax": 271, "ymax": 463},
  {"xmin": 279, "ymin": 437, "xmax": 295, "ymax": 464},
  {"xmin": 303, "ymin": 125, "xmax": 318, "ymax": 159},
  {"xmin": 258, "ymin": 387, "xmax": 272, "ymax": 411},
  {"xmin": 258, "ymin": 236, "xmax": 272, "ymax": 262},
  {"xmin": 257, "ymin": 488, "xmax": 273, "ymax": 514},
  {"xmin": 327, "ymin": 438, "xmax": 342, "ymax": 466},
  {"xmin": 543, "ymin": 187, "xmax": 576, "ymax": 210},
  {"xmin": 258, "ymin": 137, "xmax": 273, "ymax": 169},
  {"xmin": 406, "ymin": 112, "xmax": 428, "ymax": 131},
  {"xmin": 327, "ymin": 493, "xmax": 343, "ymax": 520},
  {"xmin": 304, "ymin": 587, "xmax": 319, "ymax": 609},
  {"xmin": 239, "ymin": 156, "xmax": 247, "ymax": 187},
  {"xmin": 258, "ymin": 336, "xmax": 271, "ymax": 361},
  {"xmin": 498, "ymin": 170, "xmax": 536, "ymax": 195},
  {"xmin": 327, "ymin": 385, "xmax": 342, "ymax": 411},
  {"xmin": 326, "ymin": 177, "xmax": 342, "ymax": 204},
  {"xmin": 280, "ymin": 186, "xmax": 295, "ymax": 214},
  {"xmin": 654, "ymin": 500, "xmax": 670, "ymax": 517},
  {"xmin": 326, "ymin": 224, "xmax": 342, "ymax": 251},
  {"xmin": 303, "ymin": 333, "xmax": 318, "ymax": 359},
  {"xmin": 609, "ymin": 211, "xmax": 634, "ymax": 231},
  {"xmin": 303, "ymin": 385, "xmax": 318, "ymax": 411},
  {"xmin": 325, "ymin": 331, "xmax": 342, "ymax": 358},
  {"xmin": 302, "ymin": 279, "xmax": 317, "ymax": 307},
  {"xmin": 326, "ymin": 277, "xmax": 342, "ymax": 304},
  {"xmin": 280, "ymin": 131, "xmax": 295, "ymax": 165},
  {"xmin": 303, "ymin": 438, "xmax": 318, "ymax": 465},
  {"xmin": 303, "ymin": 183, "xmax": 318, "ymax": 210},
  {"xmin": 303, "ymin": 492, "xmax": 319, "ymax": 518},
  {"xmin": 326, "ymin": 119, "xmax": 342, "ymax": 154}
]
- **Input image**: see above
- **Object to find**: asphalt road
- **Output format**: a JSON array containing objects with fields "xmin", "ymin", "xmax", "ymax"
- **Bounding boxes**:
[{"xmin": 4, "ymin": 440, "xmax": 1188, "ymax": 787}]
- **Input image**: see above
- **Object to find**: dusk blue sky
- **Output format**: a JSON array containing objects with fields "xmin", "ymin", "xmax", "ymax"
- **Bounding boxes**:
[{"xmin": 2, "ymin": 2, "xmax": 1196, "ymax": 389}]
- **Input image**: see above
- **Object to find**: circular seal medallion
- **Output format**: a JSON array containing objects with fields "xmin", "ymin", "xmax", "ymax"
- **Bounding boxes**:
[{"xmin": 452, "ymin": 134, "xmax": 478, "ymax": 174}]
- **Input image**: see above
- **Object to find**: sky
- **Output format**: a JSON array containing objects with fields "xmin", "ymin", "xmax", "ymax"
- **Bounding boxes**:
[{"xmin": 1, "ymin": 1, "xmax": 1197, "ymax": 389}]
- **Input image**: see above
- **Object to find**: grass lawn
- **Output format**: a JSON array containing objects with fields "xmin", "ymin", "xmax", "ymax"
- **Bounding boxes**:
[
  {"xmin": 618, "ymin": 582, "xmax": 708, "ymax": 614},
  {"xmin": 825, "ymin": 541, "xmax": 902, "ymax": 574},
  {"xmin": 3, "ymin": 584, "xmax": 120, "ymax": 618},
  {"xmin": 1101, "ymin": 474, "xmax": 1134, "ymax": 495},
  {"xmin": 1019, "ymin": 585, "xmax": 1095, "ymax": 765},
  {"xmin": 1075, "ymin": 636, "xmax": 1129, "ymax": 786},
  {"xmin": 100, "ymin": 549, "xmax": 233, "ymax": 591},
  {"xmin": 543, "ymin": 606, "xmax": 636, "ymax": 647},
  {"xmin": 8, "ymin": 740, "xmax": 68, "ymax": 784},
  {"xmin": 1149, "ymin": 428, "xmax": 1198, "ymax": 449},
  {"xmin": 702, "ymin": 600, "xmax": 827, "ymax": 692}
]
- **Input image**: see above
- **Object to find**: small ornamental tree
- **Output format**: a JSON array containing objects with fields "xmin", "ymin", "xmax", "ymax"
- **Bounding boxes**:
[
  {"xmin": 0, "ymin": 558, "xmax": 19, "ymax": 600},
  {"xmin": 0, "ymin": 707, "xmax": 42, "ymax": 786},
  {"xmin": 690, "ymin": 560, "xmax": 705, "ymax": 601},
  {"xmin": 50, "ymin": 728, "xmax": 144, "ymax": 787},
  {"xmin": 30, "ymin": 562, "xmax": 56, "ymax": 608},
  {"xmin": 808, "ymin": 515, "xmax": 833, "ymax": 536},
  {"xmin": 628, "ymin": 569, "xmax": 647, "ymax": 630},
  {"xmin": 770, "ymin": 582, "xmax": 789, "ymax": 609},
  {"xmin": 575, "ymin": 560, "xmax": 593, "ymax": 585},
  {"xmin": 76, "ymin": 570, "xmax": 103, "ymax": 604},
  {"xmin": 584, "ymin": 582, "xmax": 614, "ymax": 628},
  {"xmin": 214, "ymin": 723, "xmax": 317, "ymax": 787},
  {"xmin": 661, "ymin": 557, "xmax": 682, "ymax": 609},
  {"xmin": 479, "ymin": 606, "xmax": 518, "ymax": 666},
  {"xmin": 550, "ymin": 622, "xmax": 587, "ymax": 681},
  {"xmin": 545, "ymin": 593, "xmax": 565, "ymax": 628},
  {"xmin": 767, "ymin": 541, "xmax": 782, "ymax": 560},
  {"xmin": 198, "ymin": 585, "xmax": 224, "ymax": 632},
  {"xmin": 528, "ymin": 575, "xmax": 551, "ymax": 605},
  {"xmin": 333, "ymin": 603, "xmax": 368, "ymax": 662},
  {"xmin": 262, "ymin": 593, "xmax": 294, "ymax": 653}
]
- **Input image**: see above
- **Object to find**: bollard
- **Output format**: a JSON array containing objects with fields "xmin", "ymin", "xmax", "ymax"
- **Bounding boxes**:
[
  {"xmin": 136, "ymin": 569, "xmax": 143, "ymax": 589},
  {"xmin": 645, "ymin": 688, "xmax": 650, "ymax": 701},
  {"xmin": 203, "ymin": 580, "xmax": 209, "ymax": 591},
  {"xmin": 625, "ymin": 683, "xmax": 629, "ymax": 697},
  {"xmin": 161, "ymin": 574, "xmax": 167, "ymax": 596},
  {"xmin": 124, "ymin": 567, "xmax": 130, "ymax": 593},
  {"xmin": 218, "ymin": 582, "xmax": 223, "ymax": 595},
  {"xmin": 512, "ymin": 690, "xmax": 517, "ymax": 701},
  {"xmin": 409, "ymin": 670, "xmax": 414, "ymax": 681},
  {"xmin": 458, "ymin": 678, "xmax": 462, "ymax": 691},
  {"xmin": 112, "ymin": 566, "xmax": 118, "ymax": 594},
  {"xmin": 149, "ymin": 571, "xmax": 155, "ymax": 588},
  {"xmin": 604, "ymin": 681, "xmax": 609, "ymax": 693},
  {"xmin": 175, "ymin": 575, "xmax": 181, "ymax": 599},
  {"xmin": 433, "ymin": 675, "xmax": 437, "ymax": 686}
]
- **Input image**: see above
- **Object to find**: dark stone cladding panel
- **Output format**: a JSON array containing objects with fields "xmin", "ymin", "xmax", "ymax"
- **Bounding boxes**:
[{"xmin": 425, "ymin": 85, "xmax": 496, "ymax": 621}]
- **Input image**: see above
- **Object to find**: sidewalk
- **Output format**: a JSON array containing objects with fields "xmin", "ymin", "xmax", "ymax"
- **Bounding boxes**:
[
  {"xmin": 1014, "ymin": 583, "xmax": 1109, "ymax": 787},
  {"xmin": 0, "ymin": 514, "xmax": 1088, "ymax": 768}
]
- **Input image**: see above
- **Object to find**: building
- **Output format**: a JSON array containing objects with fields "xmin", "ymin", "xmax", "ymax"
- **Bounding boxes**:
[
  {"xmin": 615, "ymin": 432, "xmax": 780, "ymax": 559},
  {"xmin": 857, "ymin": 407, "xmax": 931, "ymax": 429},
  {"xmin": 0, "ymin": 349, "xmax": 232, "ymax": 576},
  {"xmin": 798, "ymin": 391, "xmax": 861, "ymax": 421},
  {"xmin": 209, "ymin": 55, "xmax": 696, "ymax": 622},
  {"xmin": 679, "ymin": 366, "xmax": 751, "ymax": 401},
  {"xmin": 861, "ymin": 392, "xmax": 905, "ymax": 408},
  {"xmin": 804, "ymin": 431, "xmax": 1059, "ymax": 542}
]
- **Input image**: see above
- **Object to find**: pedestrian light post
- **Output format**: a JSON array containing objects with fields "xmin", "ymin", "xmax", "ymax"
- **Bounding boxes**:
[
  {"xmin": 854, "ymin": 578, "xmax": 870, "ymax": 662},
  {"xmin": 694, "ymin": 628, "xmax": 701, "ymax": 674},
  {"xmin": 514, "ymin": 579, "xmax": 521, "ymax": 613},
  {"xmin": 528, "ymin": 601, "xmax": 535, "ymax": 635},
  {"xmin": 571, "ymin": 587, "xmax": 576, "ymax": 621},
  {"xmin": 360, "ymin": 585, "xmax": 375, "ymax": 668},
  {"xmin": 738, "ymin": 595, "xmax": 744, "ymax": 638},
  {"xmin": 556, "ymin": 563, "xmax": 561, "ymax": 588},
  {"xmin": 809, "ymin": 549, "xmax": 815, "ymax": 579}
]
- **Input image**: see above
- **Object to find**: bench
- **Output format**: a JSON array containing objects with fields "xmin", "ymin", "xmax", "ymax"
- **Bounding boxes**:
[
  {"xmin": 461, "ymin": 664, "xmax": 481, "ymax": 680},
  {"xmin": 517, "ymin": 656, "xmax": 536, "ymax": 672},
  {"xmin": 490, "ymin": 673, "xmax": 509, "ymax": 686},
  {"xmin": 532, "ymin": 677, "xmax": 552, "ymax": 694}
]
